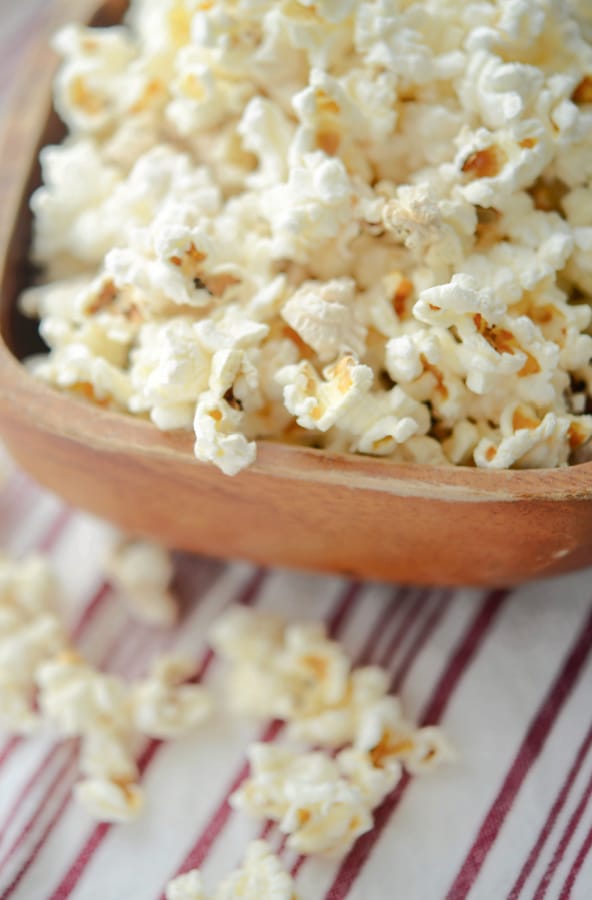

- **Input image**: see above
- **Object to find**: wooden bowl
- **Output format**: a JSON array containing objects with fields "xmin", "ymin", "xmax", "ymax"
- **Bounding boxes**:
[{"xmin": 1, "ymin": 0, "xmax": 592, "ymax": 587}]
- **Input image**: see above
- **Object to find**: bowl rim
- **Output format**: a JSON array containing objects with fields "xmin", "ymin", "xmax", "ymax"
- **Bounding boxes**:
[{"xmin": 0, "ymin": 0, "xmax": 591, "ymax": 506}]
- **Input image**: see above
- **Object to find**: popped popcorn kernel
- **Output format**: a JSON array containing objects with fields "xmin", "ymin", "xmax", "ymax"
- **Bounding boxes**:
[
  {"xmin": 22, "ymin": 0, "xmax": 592, "ymax": 473},
  {"xmin": 165, "ymin": 842, "xmax": 299, "ymax": 900}
]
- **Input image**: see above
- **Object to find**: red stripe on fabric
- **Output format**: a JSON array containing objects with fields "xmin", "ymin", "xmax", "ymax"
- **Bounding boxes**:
[
  {"xmin": 533, "ymin": 757, "xmax": 592, "ymax": 898},
  {"xmin": 376, "ymin": 590, "xmax": 427, "ymax": 669},
  {"xmin": 158, "ymin": 583, "xmax": 360, "ymax": 896},
  {"xmin": 325, "ymin": 589, "xmax": 509, "ymax": 900},
  {"xmin": 446, "ymin": 602, "xmax": 592, "ymax": 900},
  {"xmin": 35, "ymin": 509, "xmax": 72, "ymax": 554},
  {"xmin": 175, "ymin": 718, "xmax": 284, "ymax": 879},
  {"xmin": 558, "ymin": 817, "xmax": 592, "ymax": 900},
  {"xmin": 0, "ymin": 739, "xmax": 19, "ymax": 770},
  {"xmin": 70, "ymin": 582, "xmax": 112, "ymax": 642},
  {"xmin": 49, "ymin": 568, "xmax": 269, "ymax": 900},
  {"xmin": 0, "ymin": 745, "xmax": 65, "ymax": 850},
  {"xmin": 390, "ymin": 591, "xmax": 452, "ymax": 694},
  {"xmin": 0, "ymin": 746, "xmax": 77, "ymax": 876},
  {"xmin": 0, "ymin": 754, "xmax": 79, "ymax": 900},
  {"xmin": 509, "ymin": 720, "xmax": 592, "ymax": 899}
]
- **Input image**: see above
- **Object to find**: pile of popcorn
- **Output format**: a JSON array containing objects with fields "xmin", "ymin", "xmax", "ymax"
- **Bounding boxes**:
[
  {"xmin": 211, "ymin": 607, "xmax": 454, "ymax": 856},
  {"xmin": 22, "ymin": 0, "xmax": 592, "ymax": 474},
  {"xmin": 0, "ymin": 551, "xmax": 211, "ymax": 822}
]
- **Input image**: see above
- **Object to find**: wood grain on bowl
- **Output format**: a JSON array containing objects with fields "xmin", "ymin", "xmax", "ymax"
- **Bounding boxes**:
[{"xmin": 1, "ymin": 0, "xmax": 592, "ymax": 587}]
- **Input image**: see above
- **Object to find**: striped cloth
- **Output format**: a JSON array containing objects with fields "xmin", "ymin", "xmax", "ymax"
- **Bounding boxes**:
[
  {"xmin": 1, "ymin": 454, "xmax": 592, "ymax": 900},
  {"xmin": 2, "ymin": 5, "xmax": 592, "ymax": 898}
]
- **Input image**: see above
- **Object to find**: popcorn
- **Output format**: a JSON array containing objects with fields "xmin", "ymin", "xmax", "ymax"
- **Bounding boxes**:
[
  {"xmin": 281, "ymin": 278, "xmax": 367, "ymax": 363},
  {"xmin": 276, "ymin": 356, "xmax": 373, "ymax": 432},
  {"xmin": 215, "ymin": 840, "xmax": 298, "ymax": 900},
  {"xmin": 166, "ymin": 870, "xmax": 208, "ymax": 900},
  {"xmin": 106, "ymin": 538, "xmax": 178, "ymax": 626},
  {"xmin": 23, "ymin": 0, "xmax": 592, "ymax": 473},
  {"xmin": 131, "ymin": 656, "xmax": 211, "ymax": 739},
  {"xmin": 0, "ymin": 556, "xmax": 67, "ymax": 734},
  {"xmin": 165, "ymin": 842, "xmax": 298, "ymax": 900},
  {"xmin": 75, "ymin": 777, "xmax": 144, "ymax": 823},
  {"xmin": 231, "ymin": 744, "xmax": 373, "ymax": 857}
]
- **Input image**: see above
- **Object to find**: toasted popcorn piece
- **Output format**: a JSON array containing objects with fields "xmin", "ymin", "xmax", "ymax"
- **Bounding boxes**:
[
  {"xmin": 165, "ymin": 842, "xmax": 298, "ymax": 900},
  {"xmin": 75, "ymin": 777, "xmax": 144, "ymax": 823},
  {"xmin": 264, "ymin": 152, "xmax": 359, "ymax": 262},
  {"xmin": 232, "ymin": 744, "xmax": 373, "ymax": 857},
  {"xmin": 79, "ymin": 729, "xmax": 139, "ymax": 783},
  {"xmin": 336, "ymin": 746, "xmax": 402, "ymax": 808},
  {"xmin": 193, "ymin": 391, "xmax": 257, "ymax": 476},
  {"xmin": 287, "ymin": 664, "xmax": 390, "ymax": 747},
  {"xmin": 0, "ymin": 557, "xmax": 67, "ymax": 734},
  {"xmin": 166, "ymin": 870, "xmax": 209, "ymax": 900},
  {"xmin": 474, "ymin": 403, "xmax": 592, "ymax": 469},
  {"xmin": 36, "ymin": 652, "xmax": 131, "ymax": 737},
  {"xmin": 404, "ymin": 726, "xmax": 458, "ymax": 775},
  {"xmin": 280, "ymin": 773, "xmax": 373, "ymax": 857},
  {"xmin": 276, "ymin": 355, "xmax": 373, "ymax": 432},
  {"xmin": 281, "ymin": 278, "xmax": 367, "ymax": 363},
  {"xmin": 216, "ymin": 840, "xmax": 299, "ymax": 900},
  {"xmin": 209, "ymin": 607, "xmax": 285, "ymax": 664},
  {"xmin": 52, "ymin": 25, "xmax": 138, "ymax": 134},
  {"xmin": 332, "ymin": 387, "xmax": 432, "ymax": 457},
  {"xmin": 106, "ymin": 538, "xmax": 178, "ymax": 626},
  {"xmin": 132, "ymin": 669, "xmax": 211, "ymax": 740}
]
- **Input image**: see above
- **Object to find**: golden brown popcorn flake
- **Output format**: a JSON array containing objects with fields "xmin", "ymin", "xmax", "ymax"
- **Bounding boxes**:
[
  {"xmin": 473, "ymin": 314, "xmax": 541, "ymax": 376},
  {"xmin": 180, "ymin": 73, "xmax": 206, "ymax": 102},
  {"xmin": 297, "ymin": 809, "xmax": 311, "ymax": 826},
  {"xmin": 568, "ymin": 421, "xmax": 588, "ymax": 448},
  {"xmin": 572, "ymin": 76, "xmax": 592, "ymax": 105},
  {"xmin": 420, "ymin": 354, "xmax": 448, "ymax": 399},
  {"xmin": 209, "ymin": 409, "xmax": 223, "ymax": 422},
  {"xmin": 71, "ymin": 382, "xmax": 110, "ymax": 407},
  {"xmin": 332, "ymin": 356, "xmax": 355, "ymax": 393},
  {"xmin": 70, "ymin": 76, "xmax": 106, "ymax": 116},
  {"xmin": 485, "ymin": 446, "xmax": 497, "ymax": 462},
  {"xmin": 56, "ymin": 649, "xmax": 84, "ymax": 665},
  {"xmin": 130, "ymin": 79, "xmax": 166, "ymax": 114},
  {"xmin": 392, "ymin": 277, "xmax": 414, "ymax": 318},
  {"xmin": 314, "ymin": 89, "xmax": 340, "ymax": 116},
  {"xmin": 475, "ymin": 206, "xmax": 502, "ymax": 248},
  {"xmin": 168, "ymin": 4, "xmax": 192, "ymax": 46},
  {"xmin": 301, "ymin": 654, "xmax": 329, "ymax": 680},
  {"xmin": 88, "ymin": 280, "xmax": 118, "ymax": 315},
  {"xmin": 316, "ymin": 129, "xmax": 341, "ymax": 156},
  {"xmin": 519, "ymin": 137, "xmax": 538, "ymax": 149},
  {"xmin": 512, "ymin": 409, "xmax": 540, "ymax": 430},
  {"xmin": 369, "ymin": 730, "xmax": 414, "ymax": 769},
  {"xmin": 529, "ymin": 177, "xmax": 568, "ymax": 213},
  {"xmin": 461, "ymin": 146, "xmax": 506, "ymax": 179},
  {"xmin": 224, "ymin": 387, "xmax": 243, "ymax": 411}
]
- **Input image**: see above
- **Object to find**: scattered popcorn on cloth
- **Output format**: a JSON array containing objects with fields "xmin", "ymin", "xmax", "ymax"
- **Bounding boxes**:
[
  {"xmin": 0, "ymin": 553, "xmax": 211, "ymax": 823},
  {"xmin": 212, "ymin": 607, "xmax": 454, "ymax": 856},
  {"xmin": 20, "ymin": 0, "xmax": 592, "ymax": 474},
  {"xmin": 165, "ymin": 841, "xmax": 299, "ymax": 900},
  {"xmin": 106, "ymin": 536, "xmax": 178, "ymax": 626}
]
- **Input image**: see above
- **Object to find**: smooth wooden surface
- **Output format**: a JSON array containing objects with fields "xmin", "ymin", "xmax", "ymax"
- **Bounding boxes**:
[{"xmin": 0, "ymin": 0, "xmax": 592, "ymax": 586}]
